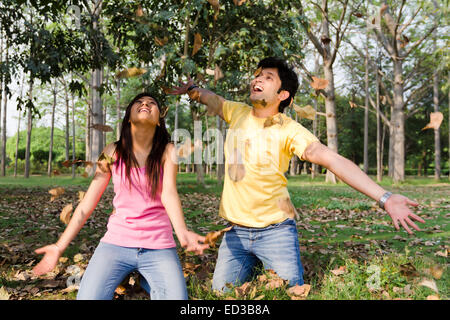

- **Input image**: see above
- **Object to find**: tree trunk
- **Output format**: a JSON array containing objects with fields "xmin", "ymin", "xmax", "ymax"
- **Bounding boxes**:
[
  {"xmin": 47, "ymin": 82, "xmax": 57, "ymax": 176},
  {"xmin": 376, "ymin": 53, "xmax": 382, "ymax": 182},
  {"xmin": 64, "ymin": 79, "xmax": 70, "ymax": 161},
  {"xmin": 116, "ymin": 78, "xmax": 121, "ymax": 141},
  {"xmin": 323, "ymin": 63, "xmax": 338, "ymax": 183},
  {"xmin": 1, "ymin": 34, "xmax": 8, "ymax": 176},
  {"xmin": 192, "ymin": 109, "xmax": 204, "ymax": 185},
  {"xmin": 433, "ymin": 37, "xmax": 441, "ymax": 180},
  {"xmin": 71, "ymin": 74, "xmax": 76, "ymax": 179},
  {"xmin": 363, "ymin": 29, "xmax": 369, "ymax": 174},
  {"xmin": 14, "ymin": 73, "xmax": 25, "ymax": 177},
  {"xmin": 392, "ymin": 59, "xmax": 405, "ymax": 183},
  {"xmin": 24, "ymin": 79, "xmax": 34, "ymax": 178}
]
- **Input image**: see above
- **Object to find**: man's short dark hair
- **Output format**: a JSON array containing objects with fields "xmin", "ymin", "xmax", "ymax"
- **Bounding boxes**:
[{"xmin": 257, "ymin": 57, "xmax": 299, "ymax": 113}]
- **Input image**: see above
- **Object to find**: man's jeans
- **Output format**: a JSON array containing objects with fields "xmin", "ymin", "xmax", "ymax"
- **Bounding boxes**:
[
  {"xmin": 212, "ymin": 218, "xmax": 304, "ymax": 292},
  {"xmin": 76, "ymin": 242, "xmax": 187, "ymax": 300}
]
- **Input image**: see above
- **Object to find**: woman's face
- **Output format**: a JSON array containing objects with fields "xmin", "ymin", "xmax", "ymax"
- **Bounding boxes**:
[{"xmin": 129, "ymin": 96, "xmax": 160, "ymax": 126}]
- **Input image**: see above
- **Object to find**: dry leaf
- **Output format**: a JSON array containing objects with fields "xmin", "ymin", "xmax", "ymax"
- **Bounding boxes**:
[
  {"xmin": 192, "ymin": 33, "xmax": 202, "ymax": 56},
  {"xmin": 422, "ymin": 112, "xmax": 444, "ymax": 131},
  {"xmin": 214, "ymin": 64, "xmax": 224, "ymax": 85},
  {"xmin": 293, "ymin": 104, "xmax": 316, "ymax": 120},
  {"xmin": 73, "ymin": 253, "xmax": 84, "ymax": 263},
  {"xmin": 265, "ymin": 278, "xmax": 285, "ymax": 290},
  {"xmin": 263, "ymin": 114, "xmax": 284, "ymax": 128},
  {"xmin": 154, "ymin": 36, "xmax": 168, "ymax": 46},
  {"xmin": 349, "ymin": 101, "xmax": 359, "ymax": 109},
  {"xmin": 115, "ymin": 67, "xmax": 147, "ymax": 79},
  {"xmin": 49, "ymin": 187, "xmax": 65, "ymax": 202},
  {"xmin": 206, "ymin": 68, "xmax": 215, "ymax": 76},
  {"xmin": 204, "ymin": 226, "xmax": 232, "ymax": 247},
  {"xmin": 418, "ymin": 279, "xmax": 439, "ymax": 293},
  {"xmin": 60, "ymin": 204, "xmax": 73, "ymax": 225},
  {"xmin": 53, "ymin": 170, "xmax": 61, "ymax": 176},
  {"xmin": 310, "ymin": 76, "xmax": 328, "ymax": 90},
  {"xmin": 286, "ymin": 284, "xmax": 311, "ymax": 299},
  {"xmin": 135, "ymin": 4, "xmax": 144, "ymax": 17},
  {"xmin": 207, "ymin": 0, "xmax": 220, "ymax": 19},
  {"xmin": 61, "ymin": 160, "xmax": 72, "ymax": 168},
  {"xmin": 430, "ymin": 265, "xmax": 444, "ymax": 280},
  {"xmin": 115, "ymin": 285, "xmax": 126, "ymax": 295},
  {"xmin": 426, "ymin": 295, "xmax": 440, "ymax": 300},
  {"xmin": 91, "ymin": 124, "xmax": 114, "ymax": 132},
  {"xmin": 380, "ymin": 3, "xmax": 388, "ymax": 15},
  {"xmin": 435, "ymin": 249, "xmax": 447, "ymax": 258},
  {"xmin": 253, "ymin": 67, "xmax": 262, "ymax": 77},
  {"xmin": 0, "ymin": 287, "xmax": 10, "ymax": 300},
  {"xmin": 233, "ymin": 0, "xmax": 246, "ymax": 5},
  {"xmin": 330, "ymin": 266, "xmax": 347, "ymax": 276},
  {"xmin": 78, "ymin": 191, "xmax": 86, "ymax": 202},
  {"xmin": 234, "ymin": 282, "xmax": 252, "ymax": 297}
]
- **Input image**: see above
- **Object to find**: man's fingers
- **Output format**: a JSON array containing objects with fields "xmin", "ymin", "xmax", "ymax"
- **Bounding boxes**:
[
  {"xmin": 410, "ymin": 213, "xmax": 425, "ymax": 224},
  {"xmin": 405, "ymin": 217, "xmax": 421, "ymax": 232},
  {"xmin": 400, "ymin": 219, "xmax": 413, "ymax": 235}
]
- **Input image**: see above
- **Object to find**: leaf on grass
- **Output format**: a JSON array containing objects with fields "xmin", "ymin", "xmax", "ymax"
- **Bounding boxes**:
[
  {"xmin": 0, "ymin": 287, "xmax": 10, "ymax": 300},
  {"xmin": 234, "ymin": 282, "xmax": 252, "ymax": 298},
  {"xmin": 435, "ymin": 249, "xmax": 447, "ymax": 258},
  {"xmin": 430, "ymin": 265, "xmax": 444, "ymax": 280},
  {"xmin": 418, "ymin": 279, "xmax": 438, "ymax": 293},
  {"xmin": 422, "ymin": 112, "xmax": 443, "ymax": 131},
  {"xmin": 73, "ymin": 253, "xmax": 84, "ymax": 263},
  {"xmin": 204, "ymin": 226, "xmax": 232, "ymax": 247},
  {"xmin": 60, "ymin": 204, "xmax": 73, "ymax": 225},
  {"xmin": 426, "ymin": 295, "xmax": 440, "ymax": 300},
  {"xmin": 293, "ymin": 104, "xmax": 316, "ymax": 120},
  {"xmin": 91, "ymin": 124, "xmax": 114, "ymax": 132},
  {"xmin": 310, "ymin": 76, "xmax": 328, "ymax": 90},
  {"xmin": 330, "ymin": 266, "xmax": 347, "ymax": 276},
  {"xmin": 287, "ymin": 284, "xmax": 311, "ymax": 300},
  {"xmin": 49, "ymin": 187, "xmax": 65, "ymax": 202},
  {"xmin": 192, "ymin": 33, "xmax": 202, "ymax": 56}
]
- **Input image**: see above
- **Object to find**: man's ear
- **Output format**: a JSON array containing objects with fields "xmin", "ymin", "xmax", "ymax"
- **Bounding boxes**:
[{"xmin": 278, "ymin": 90, "xmax": 290, "ymax": 102}]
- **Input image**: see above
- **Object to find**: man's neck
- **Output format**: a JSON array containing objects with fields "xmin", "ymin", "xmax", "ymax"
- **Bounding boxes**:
[{"xmin": 251, "ymin": 105, "xmax": 280, "ymax": 118}]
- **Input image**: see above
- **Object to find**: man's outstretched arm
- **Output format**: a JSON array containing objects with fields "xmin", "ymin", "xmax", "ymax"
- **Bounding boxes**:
[
  {"xmin": 169, "ymin": 78, "xmax": 225, "ymax": 120},
  {"xmin": 302, "ymin": 141, "xmax": 425, "ymax": 235}
]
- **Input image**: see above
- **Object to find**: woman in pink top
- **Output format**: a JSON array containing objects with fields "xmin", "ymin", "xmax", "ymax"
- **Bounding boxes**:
[{"xmin": 32, "ymin": 92, "xmax": 209, "ymax": 299}]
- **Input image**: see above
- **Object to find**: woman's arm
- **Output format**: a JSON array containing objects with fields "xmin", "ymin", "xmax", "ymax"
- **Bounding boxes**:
[
  {"xmin": 160, "ymin": 143, "xmax": 208, "ymax": 254},
  {"xmin": 32, "ymin": 144, "xmax": 115, "ymax": 276}
]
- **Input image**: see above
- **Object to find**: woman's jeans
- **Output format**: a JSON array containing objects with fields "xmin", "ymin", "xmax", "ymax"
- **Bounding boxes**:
[
  {"xmin": 77, "ymin": 242, "xmax": 187, "ymax": 300},
  {"xmin": 212, "ymin": 218, "xmax": 304, "ymax": 292}
]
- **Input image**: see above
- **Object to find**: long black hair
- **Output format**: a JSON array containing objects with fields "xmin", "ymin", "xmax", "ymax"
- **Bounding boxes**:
[{"xmin": 115, "ymin": 92, "xmax": 170, "ymax": 199}]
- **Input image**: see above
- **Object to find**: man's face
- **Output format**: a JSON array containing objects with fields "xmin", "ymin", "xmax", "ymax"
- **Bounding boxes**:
[{"xmin": 249, "ymin": 67, "xmax": 284, "ymax": 108}]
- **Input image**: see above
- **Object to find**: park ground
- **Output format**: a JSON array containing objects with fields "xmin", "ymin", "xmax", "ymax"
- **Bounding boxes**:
[{"xmin": 0, "ymin": 173, "xmax": 448, "ymax": 300}]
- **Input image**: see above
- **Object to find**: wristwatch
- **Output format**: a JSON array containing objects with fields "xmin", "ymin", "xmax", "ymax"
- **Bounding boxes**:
[
  {"xmin": 378, "ymin": 191, "xmax": 393, "ymax": 210},
  {"xmin": 187, "ymin": 84, "xmax": 199, "ymax": 92}
]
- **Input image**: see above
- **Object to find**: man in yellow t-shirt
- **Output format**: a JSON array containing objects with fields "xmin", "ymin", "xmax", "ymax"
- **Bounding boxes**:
[{"xmin": 170, "ymin": 57, "xmax": 425, "ymax": 292}]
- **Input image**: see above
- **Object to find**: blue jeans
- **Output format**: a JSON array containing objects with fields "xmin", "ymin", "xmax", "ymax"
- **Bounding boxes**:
[
  {"xmin": 76, "ymin": 242, "xmax": 187, "ymax": 300},
  {"xmin": 212, "ymin": 218, "xmax": 304, "ymax": 292}
]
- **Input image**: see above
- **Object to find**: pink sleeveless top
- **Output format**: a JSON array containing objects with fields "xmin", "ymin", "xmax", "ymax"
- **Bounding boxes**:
[{"xmin": 100, "ymin": 159, "xmax": 176, "ymax": 249}]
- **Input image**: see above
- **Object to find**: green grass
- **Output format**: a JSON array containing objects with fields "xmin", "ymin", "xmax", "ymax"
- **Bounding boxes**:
[{"xmin": 0, "ymin": 173, "xmax": 448, "ymax": 300}]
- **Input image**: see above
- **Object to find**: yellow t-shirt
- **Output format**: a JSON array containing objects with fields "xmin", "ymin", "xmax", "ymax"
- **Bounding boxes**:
[{"xmin": 219, "ymin": 100, "xmax": 319, "ymax": 228}]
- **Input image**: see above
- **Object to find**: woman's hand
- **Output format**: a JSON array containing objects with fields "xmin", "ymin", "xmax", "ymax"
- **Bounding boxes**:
[
  {"xmin": 32, "ymin": 244, "xmax": 63, "ymax": 276},
  {"xmin": 384, "ymin": 194, "xmax": 425, "ymax": 235},
  {"xmin": 177, "ymin": 230, "xmax": 209, "ymax": 255}
]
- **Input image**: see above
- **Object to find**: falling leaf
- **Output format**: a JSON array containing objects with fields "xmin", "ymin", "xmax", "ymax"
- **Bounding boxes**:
[
  {"xmin": 310, "ymin": 76, "xmax": 328, "ymax": 90},
  {"xmin": 263, "ymin": 114, "xmax": 284, "ymax": 128},
  {"xmin": 214, "ymin": 64, "xmax": 224, "ymax": 85},
  {"xmin": 91, "ymin": 124, "xmax": 114, "ymax": 132},
  {"xmin": 207, "ymin": 0, "xmax": 220, "ymax": 19},
  {"xmin": 418, "ymin": 279, "xmax": 439, "ymax": 293},
  {"xmin": 154, "ymin": 36, "xmax": 168, "ymax": 46},
  {"xmin": 204, "ymin": 226, "xmax": 232, "ymax": 247},
  {"xmin": 422, "ymin": 112, "xmax": 443, "ymax": 131},
  {"xmin": 380, "ymin": 95, "xmax": 387, "ymax": 105},
  {"xmin": 380, "ymin": 3, "xmax": 388, "ymax": 15},
  {"xmin": 233, "ymin": 0, "xmax": 246, "ymax": 5},
  {"xmin": 293, "ymin": 104, "xmax": 316, "ymax": 120},
  {"xmin": 135, "ymin": 4, "xmax": 144, "ymax": 17},
  {"xmin": 206, "ymin": 68, "xmax": 215, "ymax": 76},
  {"xmin": 115, "ymin": 67, "xmax": 147, "ymax": 79},
  {"xmin": 330, "ymin": 266, "xmax": 347, "ymax": 276},
  {"xmin": 60, "ymin": 204, "xmax": 73, "ymax": 225},
  {"xmin": 349, "ymin": 101, "xmax": 359, "ymax": 109},
  {"xmin": 192, "ymin": 33, "xmax": 202, "ymax": 56},
  {"xmin": 253, "ymin": 67, "xmax": 262, "ymax": 77},
  {"xmin": 49, "ymin": 187, "xmax": 65, "ymax": 202},
  {"xmin": 53, "ymin": 170, "xmax": 61, "ymax": 176},
  {"xmin": 353, "ymin": 12, "xmax": 363, "ymax": 18},
  {"xmin": 61, "ymin": 160, "xmax": 72, "ymax": 168}
]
